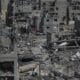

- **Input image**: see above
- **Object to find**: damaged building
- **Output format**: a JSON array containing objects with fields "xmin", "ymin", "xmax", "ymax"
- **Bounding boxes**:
[{"xmin": 0, "ymin": 0, "xmax": 80, "ymax": 80}]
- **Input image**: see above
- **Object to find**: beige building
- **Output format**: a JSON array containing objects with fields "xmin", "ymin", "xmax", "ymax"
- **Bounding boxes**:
[{"xmin": 0, "ymin": 0, "xmax": 9, "ymax": 20}]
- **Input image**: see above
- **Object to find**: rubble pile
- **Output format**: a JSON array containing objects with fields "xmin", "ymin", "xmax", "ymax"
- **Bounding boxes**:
[{"xmin": 0, "ymin": 0, "xmax": 80, "ymax": 80}]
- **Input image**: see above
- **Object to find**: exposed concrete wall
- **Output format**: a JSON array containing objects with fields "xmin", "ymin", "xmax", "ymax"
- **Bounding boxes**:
[
  {"xmin": 1, "ymin": 0, "xmax": 9, "ymax": 20},
  {"xmin": 0, "ymin": 53, "xmax": 19, "ymax": 80}
]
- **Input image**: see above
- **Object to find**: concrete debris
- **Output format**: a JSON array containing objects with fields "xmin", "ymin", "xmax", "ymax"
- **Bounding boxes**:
[
  {"xmin": 19, "ymin": 62, "xmax": 38, "ymax": 73},
  {"xmin": 0, "ymin": 0, "xmax": 80, "ymax": 80},
  {"xmin": 58, "ymin": 42, "xmax": 68, "ymax": 47}
]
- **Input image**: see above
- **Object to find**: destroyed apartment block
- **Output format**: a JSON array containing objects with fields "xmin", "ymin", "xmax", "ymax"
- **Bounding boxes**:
[{"xmin": 0, "ymin": 0, "xmax": 80, "ymax": 80}]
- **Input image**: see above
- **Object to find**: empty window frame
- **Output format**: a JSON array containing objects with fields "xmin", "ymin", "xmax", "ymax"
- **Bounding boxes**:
[{"xmin": 0, "ymin": 62, "xmax": 14, "ymax": 73}]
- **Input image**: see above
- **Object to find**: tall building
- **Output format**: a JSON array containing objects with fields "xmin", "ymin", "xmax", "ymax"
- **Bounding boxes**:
[
  {"xmin": 42, "ymin": 0, "xmax": 68, "ymax": 34},
  {"xmin": 41, "ymin": 0, "xmax": 57, "ymax": 34}
]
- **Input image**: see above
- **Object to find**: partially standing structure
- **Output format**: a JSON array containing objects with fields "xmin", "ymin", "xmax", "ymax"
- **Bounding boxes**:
[{"xmin": 0, "ymin": 53, "xmax": 19, "ymax": 80}]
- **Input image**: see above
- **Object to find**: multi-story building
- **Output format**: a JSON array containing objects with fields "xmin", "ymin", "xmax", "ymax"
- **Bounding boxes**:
[
  {"xmin": 41, "ymin": 0, "xmax": 68, "ymax": 34},
  {"xmin": 69, "ymin": 0, "xmax": 80, "ymax": 20},
  {"xmin": 41, "ymin": 0, "xmax": 57, "ymax": 34},
  {"xmin": 14, "ymin": 0, "xmax": 41, "ymax": 32}
]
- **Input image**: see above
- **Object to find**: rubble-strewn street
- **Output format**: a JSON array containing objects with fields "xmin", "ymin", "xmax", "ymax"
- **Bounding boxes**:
[{"xmin": 0, "ymin": 0, "xmax": 80, "ymax": 80}]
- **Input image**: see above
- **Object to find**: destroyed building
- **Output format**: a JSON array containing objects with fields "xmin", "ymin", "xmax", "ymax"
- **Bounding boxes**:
[{"xmin": 0, "ymin": 0, "xmax": 80, "ymax": 80}]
